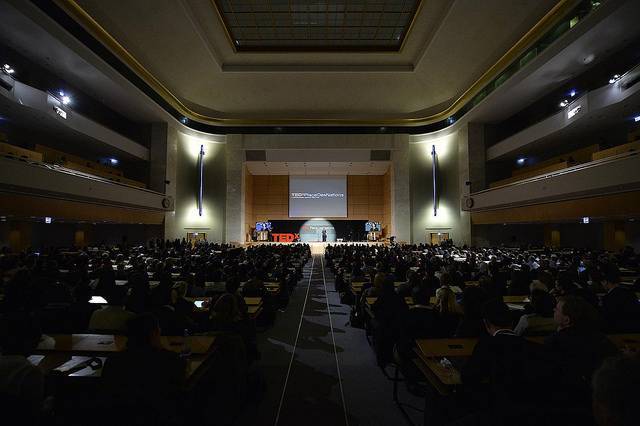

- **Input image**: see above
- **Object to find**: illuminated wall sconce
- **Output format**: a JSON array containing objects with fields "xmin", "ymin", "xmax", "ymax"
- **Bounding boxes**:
[
  {"xmin": 197, "ymin": 145, "xmax": 205, "ymax": 216},
  {"xmin": 432, "ymin": 144, "xmax": 438, "ymax": 216}
]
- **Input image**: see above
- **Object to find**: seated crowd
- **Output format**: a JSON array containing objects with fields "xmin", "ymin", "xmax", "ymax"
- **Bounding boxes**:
[
  {"xmin": 0, "ymin": 240, "xmax": 310, "ymax": 425},
  {"xmin": 326, "ymin": 242, "xmax": 640, "ymax": 426}
]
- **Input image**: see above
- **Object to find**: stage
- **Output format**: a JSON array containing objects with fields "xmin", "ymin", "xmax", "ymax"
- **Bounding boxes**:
[{"xmin": 246, "ymin": 241, "xmax": 388, "ymax": 254}]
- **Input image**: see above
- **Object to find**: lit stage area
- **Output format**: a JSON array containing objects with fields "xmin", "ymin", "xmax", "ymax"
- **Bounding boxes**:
[{"xmin": 246, "ymin": 241, "xmax": 388, "ymax": 254}]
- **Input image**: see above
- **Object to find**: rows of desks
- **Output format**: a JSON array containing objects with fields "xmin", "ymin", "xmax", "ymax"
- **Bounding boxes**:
[
  {"xmin": 186, "ymin": 296, "xmax": 264, "ymax": 319},
  {"xmin": 32, "ymin": 334, "xmax": 217, "ymax": 385},
  {"xmin": 412, "ymin": 334, "xmax": 640, "ymax": 395}
]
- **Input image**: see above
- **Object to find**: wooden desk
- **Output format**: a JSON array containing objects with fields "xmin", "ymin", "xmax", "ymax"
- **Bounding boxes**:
[
  {"xmin": 248, "ymin": 305, "xmax": 262, "ymax": 319},
  {"xmin": 416, "ymin": 338, "xmax": 477, "ymax": 358},
  {"xmin": 37, "ymin": 334, "xmax": 216, "ymax": 355},
  {"xmin": 365, "ymin": 297, "xmax": 414, "ymax": 306},
  {"xmin": 244, "ymin": 297, "xmax": 262, "ymax": 306}
]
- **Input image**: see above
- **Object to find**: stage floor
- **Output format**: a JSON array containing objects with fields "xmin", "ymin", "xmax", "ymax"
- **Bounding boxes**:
[{"xmin": 247, "ymin": 241, "xmax": 387, "ymax": 254}]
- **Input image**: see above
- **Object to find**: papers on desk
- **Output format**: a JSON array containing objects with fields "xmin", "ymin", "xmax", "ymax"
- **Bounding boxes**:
[
  {"xmin": 27, "ymin": 355, "xmax": 45, "ymax": 366},
  {"xmin": 54, "ymin": 356, "xmax": 105, "ymax": 377},
  {"xmin": 115, "ymin": 280, "xmax": 128, "ymax": 286},
  {"xmin": 506, "ymin": 303, "xmax": 525, "ymax": 311},
  {"xmin": 450, "ymin": 286, "xmax": 462, "ymax": 294},
  {"xmin": 89, "ymin": 296, "xmax": 108, "ymax": 304}
]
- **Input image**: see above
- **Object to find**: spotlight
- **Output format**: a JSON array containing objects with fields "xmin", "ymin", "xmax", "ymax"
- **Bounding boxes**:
[
  {"xmin": 59, "ymin": 91, "xmax": 71, "ymax": 105},
  {"xmin": 569, "ymin": 89, "xmax": 577, "ymax": 97},
  {"xmin": 516, "ymin": 157, "xmax": 526, "ymax": 165},
  {"xmin": 447, "ymin": 117, "xmax": 455, "ymax": 125},
  {"xmin": 559, "ymin": 100, "xmax": 569, "ymax": 108},
  {"xmin": 609, "ymin": 74, "xmax": 620, "ymax": 84},
  {"xmin": 180, "ymin": 116, "xmax": 188, "ymax": 124},
  {"xmin": 2, "ymin": 64, "xmax": 15, "ymax": 75},
  {"xmin": 109, "ymin": 158, "xmax": 119, "ymax": 166},
  {"xmin": 634, "ymin": 115, "xmax": 640, "ymax": 123}
]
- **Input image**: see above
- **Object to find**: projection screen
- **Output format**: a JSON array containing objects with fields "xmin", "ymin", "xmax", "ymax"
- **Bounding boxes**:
[{"xmin": 289, "ymin": 176, "xmax": 347, "ymax": 217}]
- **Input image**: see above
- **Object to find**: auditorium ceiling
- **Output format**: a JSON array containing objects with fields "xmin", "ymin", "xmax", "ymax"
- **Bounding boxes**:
[{"xmin": 52, "ymin": 0, "xmax": 562, "ymax": 124}]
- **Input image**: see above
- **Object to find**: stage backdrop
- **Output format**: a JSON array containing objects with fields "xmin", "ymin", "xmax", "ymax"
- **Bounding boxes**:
[{"xmin": 244, "ymin": 173, "xmax": 391, "ymax": 242}]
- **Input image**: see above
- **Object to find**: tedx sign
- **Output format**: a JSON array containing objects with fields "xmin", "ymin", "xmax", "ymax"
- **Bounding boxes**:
[{"xmin": 271, "ymin": 233, "xmax": 300, "ymax": 242}]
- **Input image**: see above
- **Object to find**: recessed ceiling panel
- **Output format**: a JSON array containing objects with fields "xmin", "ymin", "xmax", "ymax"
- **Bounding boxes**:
[{"xmin": 214, "ymin": 0, "xmax": 421, "ymax": 52}]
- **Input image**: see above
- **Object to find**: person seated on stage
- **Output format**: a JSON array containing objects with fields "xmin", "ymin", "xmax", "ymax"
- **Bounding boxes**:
[
  {"xmin": 600, "ymin": 267, "xmax": 640, "ymax": 333},
  {"xmin": 454, "ymin": 286, "xmax": 489, "ymax": 338},
  {"xmin": 514, "ymin": 289, "xmax": 556, "ymax": 336},
  {"xmin": 371, "ymin": 275, "xmax": 408, "ymax": 367},
  {"xmin": 0, "ymin": 312, "xmax": 47, "ymax": 418},
  {"xmin": 101, "ymin": 313, "xmax": 186, "ymax": 425},
  {"xmin": 592, "ymin": 355, "xmax": 640, "ymax": 426},
  {"xmin": 88, "ymin": 287, "xmax": 135, "ymax": 334},
  {"xmin": 460, "ymin": 299, "xmax": 550, "ymax": 422},
  {"xmin": 433, "ymin": 286, "xmax": 462, "ymax": 337},
  {"xmin": 544, "ymin": 295, "xmax": 618, "ymax": 408}
]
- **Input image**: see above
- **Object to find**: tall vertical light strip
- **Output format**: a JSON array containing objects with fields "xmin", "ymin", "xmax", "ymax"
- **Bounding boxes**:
[
  {"xmin": 431, "ymin": 144, "xmax": 438, "ymax": 216},
  {"xmin": 197, "ymin": 144, "xmax": 205, "ymax": 216}
]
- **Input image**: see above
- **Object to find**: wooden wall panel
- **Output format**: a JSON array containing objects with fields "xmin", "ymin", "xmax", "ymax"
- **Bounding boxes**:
[
  {"xmin": 247, "ymin": 173, "xmax": 390, "ymax": 230},
  {"xmin": 471, "ymin": 191, "xmax": 640, "ymax": 225}
]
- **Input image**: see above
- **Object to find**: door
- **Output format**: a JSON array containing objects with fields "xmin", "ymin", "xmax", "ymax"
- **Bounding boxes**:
[
  {"xmin": 187, "ymin": 232, "xmax": 207, "ymax": 245},
  {"xmin": 429, "ymin": 232, "xmax": 449, "ymax": 245}
]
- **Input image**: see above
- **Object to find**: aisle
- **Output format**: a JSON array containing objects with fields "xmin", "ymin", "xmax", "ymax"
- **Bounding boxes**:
[{"xmin": 236, "ymin": 255, "xmax": 423, "ymax": 426}]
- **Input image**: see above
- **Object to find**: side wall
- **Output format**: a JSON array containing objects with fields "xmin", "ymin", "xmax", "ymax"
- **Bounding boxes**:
[
  {"xmin": 410, "ymin": 125, "xmax": 471, "ymax": 245},
  {"xmin": 164, "ymin": 129, "xmax": 227, "ymax": 242}
]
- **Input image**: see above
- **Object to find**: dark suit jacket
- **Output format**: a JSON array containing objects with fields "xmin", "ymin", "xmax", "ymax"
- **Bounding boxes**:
[
  {"xmin": 461, "ymin": 331, "xmax": 550, "ymax": 408},
  {"xmin": 101, "ymin": 347, "xmax": 186, "ymax": 423},
  {"xmin": 601, "ymin": 286, "xmax": 640, "ymax": 332},
  {"xmin": 544, "ymin": 327, "xmax": 618, "ymax": 405}
]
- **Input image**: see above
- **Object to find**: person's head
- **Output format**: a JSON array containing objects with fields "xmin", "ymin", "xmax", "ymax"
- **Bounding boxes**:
[
  {"xmin": 373, "ymin": 272, "xmax": 386, "ymax": 291},
  {"xmin": 461, "ymin": 286, "xmax": 487, "ymax": 319},
  {"xmin": 211, "ymin": 293, "xmax": 239, "ymax": 323},
  {"xmin": 602, "ymin": 266, "xmax": 620, "ymax": 291},
  {"xmin": 0, "ymin": 312, "xmax": 42, "ymax": 356},
  {"xmin": 592, "ymin": 355, "xmax": 640, "ymax": 426},
  {"xmin": 435, "ymin": 286, "xmax": 457, "ymax": 314},
  {"xmin": 529, "ymin": 289, "xmax": 555, "ymax": 317},
  {"xmin": 225, "ymin": 278, "xmax": 240, "ymax": 294},
  {"xmin": 554, "ymin": 295, "xmax": 600, "ymax": 331},
  {"xmin": 482, "ymin": 298, "xmax": 513, "ymax": 334},
  {"xmin": 125, "ymin": 313, "xmax": 161, "ymax": 349},
  {"xmin": 381, "ymin": 275, "xmax": 396, "ymax": 296},
  {"xmin": 412, "ymin": 287, "xmax": 429, "ymax": 306}
]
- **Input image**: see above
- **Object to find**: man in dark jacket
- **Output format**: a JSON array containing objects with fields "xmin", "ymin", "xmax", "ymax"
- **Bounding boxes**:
[
  {"xmin": 601, "ymin": 269, "xmax": 640, "ymax": 333},
  {"xmin": 101, "ymin": 313, "xmax": 186, "ymax": 425},
  {"xmin": 461, "ymin": 299, "xmax": 550, "ymax": 423}
]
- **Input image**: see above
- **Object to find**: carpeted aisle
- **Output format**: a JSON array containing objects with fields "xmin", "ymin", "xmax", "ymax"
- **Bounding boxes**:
[{"xmin": 235, "ymin": 255, "xmax": 424, "ymax": 426}]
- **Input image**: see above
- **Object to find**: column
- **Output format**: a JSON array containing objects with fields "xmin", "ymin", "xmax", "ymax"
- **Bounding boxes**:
[{"xmin": 225, "ymin": 134, "xmax": 245, "ymax": 244}]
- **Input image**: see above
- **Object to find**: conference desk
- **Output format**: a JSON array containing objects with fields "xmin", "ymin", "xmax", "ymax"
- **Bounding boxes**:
[
  {"xmin": 33, "ymin": 334, "xmax": 218, "ymax": 386},
  {"xmin": 413, "ymin": 333, "xmax": 640, "ymax": 396},
  {"xmin": 186, "ymin": 296, "xmax": 264, "ymax": 319},
  {"xmin": 364, "ymin": 295, "xmax": 529, "ymax": 307}
]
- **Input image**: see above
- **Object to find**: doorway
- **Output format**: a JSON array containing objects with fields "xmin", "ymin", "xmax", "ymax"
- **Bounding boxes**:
[
  {"xmin": 187, "ymin": 232, "xmax": 207, "ymax": 245},
  {"xmin": 429, "ymin": 232, "xmax": 449, "ymax": 245}
]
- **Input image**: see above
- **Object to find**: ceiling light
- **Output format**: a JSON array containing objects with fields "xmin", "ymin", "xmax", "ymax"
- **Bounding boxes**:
[
  {"xmin": 634, "ymin": 115, "xmax": 640, "ymax": 122},
  {"xmin": 609, "ymin": 74, "xmax": 621, "ymax": 84},
  {"xmin": 2, "ymin": 64, "xmax": 15, "ymax": 75},
  {"xmin": 569, "ymin": 89, "xmax": 577, "ymax": 97},
  {"xmin": 583, "ymin": 54, "xmax": 595, "ymax": 64},
  {"xmin": 516, "ymin": 157, "xmax": 526, "ymax": 165},
  {"xmin": 109, "ymin": 158, "xmax": 119, "ymax": 165},
  {"xmin": 180, "ymin": 116, "xmax": 188, "ymax": 124},
  {"xmin": 559, "ymin": 100, "xmax": 569, "ymax": 107},
  {"xmin": 447, "ymin": 117, "xmax": 455, "ymax": 125}
]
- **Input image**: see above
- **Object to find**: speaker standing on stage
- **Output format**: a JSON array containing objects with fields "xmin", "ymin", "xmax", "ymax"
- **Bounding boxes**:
[{"xmin": 322, "ymin": 229, "xmax": 327, "ymax": 242}]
